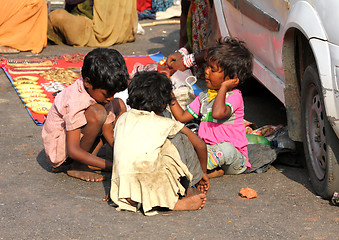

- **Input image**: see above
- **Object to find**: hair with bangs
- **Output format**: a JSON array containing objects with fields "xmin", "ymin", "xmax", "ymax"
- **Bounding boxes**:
[
  {"xmin": 81, "ymin": 48, "xmax": 129, "ymax": 96},
  {"xmin": 127, "ymin": 71, "xmax": 174, "ymax": 113},
  {"xmin": 206, "ymin": 37, "xmax": 253, "ymax": 84}
]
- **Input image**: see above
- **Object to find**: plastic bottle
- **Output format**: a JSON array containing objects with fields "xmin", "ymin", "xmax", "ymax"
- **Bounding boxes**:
[
  {"xmin": 246, "ymin": 134, "xmax": 273, "ymax": 146},
  {"xmin": 247, "ymin": 127, "xmax": 296, "ymax": 151},
  {"xmin": 271, "ymin": 135, "xmax": 296, "ymax": 150},
  {"xmin": 267, "ymin": 126, "xmax": 296, "ymax": 151}
]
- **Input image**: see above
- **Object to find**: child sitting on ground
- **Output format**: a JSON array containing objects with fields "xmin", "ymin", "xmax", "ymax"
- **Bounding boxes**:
[
  {"xmin": 169, "ymin": 37, "xmax": 253, "ymax": 178},
  {"xmin": 110, "ymin": 71, "xmax": 209, "ymax": 215},
  {"xmin": 42, "ymin": 48, "xmax": 128, "ymax": 182}
]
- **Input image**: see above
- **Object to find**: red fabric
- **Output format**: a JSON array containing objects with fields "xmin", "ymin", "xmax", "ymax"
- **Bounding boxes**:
[{"xmin": 137, "ymin": 0, "xmax": 152, "ymax": 13}]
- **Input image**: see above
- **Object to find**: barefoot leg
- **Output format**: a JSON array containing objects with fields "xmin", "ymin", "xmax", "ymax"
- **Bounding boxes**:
[
  {"xmin": 207, "ymin": 168, "xmax": 224, "ymax": 178},
  {"xmin": 80, "ymin": 104, "xmax": 108, "ymax": 171},
  {"xmin": 67, "ymin": 161, "xmax": 105, "ymax": 182},
  {"xmin": 186, "ymin": 187, "xmax": 207, "ymax": 207},
  {"xmin": 87, "ymin": 137, "xmax": 105, "ymax": 171},
  {"xmin": 173, "ymin": 193, "xmax": 206, "ymax": 211}
]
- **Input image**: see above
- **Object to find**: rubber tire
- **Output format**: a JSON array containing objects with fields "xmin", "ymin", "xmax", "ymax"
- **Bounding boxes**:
[{"xmin": 301, "ymin": 63, "xmax": 339, "ymax": 199}]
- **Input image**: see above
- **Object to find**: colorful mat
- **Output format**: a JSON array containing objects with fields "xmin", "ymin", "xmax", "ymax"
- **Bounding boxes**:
[
  {"xmin": 1, "ymin": 52, "xmax": 201, "ymax": 125},
  {"xmin": 1, "ymin": 52, "xmax": 163, "ymax": 125}
]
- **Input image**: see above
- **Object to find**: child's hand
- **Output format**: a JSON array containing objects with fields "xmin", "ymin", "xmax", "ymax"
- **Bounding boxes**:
[
  {"xmin": 167, "ymin": 52, "xmax": 182, "ymax": 66},
  {"xmin": 167, "ymin": 53, "xmax": 187, "ymax": 72},
  {"xmin": 221, "ymin": 77, "xmax": 239, "ymax": 91},
  {"xmin": 196, "ymin": 173, "xmax": 210, "ymax": 194}
]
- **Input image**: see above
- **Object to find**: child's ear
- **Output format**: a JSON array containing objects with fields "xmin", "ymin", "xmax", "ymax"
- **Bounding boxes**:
[
  {"xmin": 234, "ymin": 77, "xmax": 240, "ymax": 85},
  {"xmin": 83, "ymin": 77, "xmax": 91, "ymax": 88}
]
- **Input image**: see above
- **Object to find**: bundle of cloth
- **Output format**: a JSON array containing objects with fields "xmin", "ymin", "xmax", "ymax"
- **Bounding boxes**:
[
  {"xmin": 137, "ymin": 0, "xmax": 174, "ymax": 20},
  {"xmin": 48, "ymin": 0, "xmax": 138, "ymax": 47}
]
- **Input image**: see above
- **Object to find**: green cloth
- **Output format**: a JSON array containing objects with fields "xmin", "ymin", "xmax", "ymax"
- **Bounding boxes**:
[{"xmin": 66, "ymin": 0, "xmax": 93, "ymax": 20}]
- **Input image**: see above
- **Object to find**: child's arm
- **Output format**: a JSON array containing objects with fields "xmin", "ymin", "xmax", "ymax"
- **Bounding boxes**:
[
  {"xmin": 169, "ymin": 92, "xmax": 195, "ymax": 123},
  {"xmin": 180, "ymin": 126, "xmax": 209, "ymax": 194},
  {"xmin": 112, "ymin": 98, "xmax": 127, "ymax": 128},
  {"xmin": 102, "ymin": 98, "xmax": 127, "ymax": 148},
  {"xmin": 212, "ymin": 78, "xmax": 239, "ymax": 120},
  {"xmin": 66, "ymin": 128, "xmax": 112, "ymax": 171}
]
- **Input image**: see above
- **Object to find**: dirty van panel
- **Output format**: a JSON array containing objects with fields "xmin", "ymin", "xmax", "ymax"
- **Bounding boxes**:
[
  {"xmin": 220, "ymin": 0, "xmax": 242, "ymax": 39},
  {"xmin": 240, "ymin": 0, "xmax": 287, "ymax": 80}
]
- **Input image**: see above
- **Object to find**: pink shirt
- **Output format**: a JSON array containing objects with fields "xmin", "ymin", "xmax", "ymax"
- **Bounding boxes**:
[
  {"xmin": 42, "ymin": 78, "xmax": 116, "ymax": 167},
  {"xmin": 187, "ymin": 89, "xmax": 250, "ymax": 167}
]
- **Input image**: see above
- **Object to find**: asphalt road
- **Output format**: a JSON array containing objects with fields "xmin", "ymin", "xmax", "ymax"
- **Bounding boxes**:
[{"xmin": 1, "ymin": 19, "xmax": 339, "ymax": 239}]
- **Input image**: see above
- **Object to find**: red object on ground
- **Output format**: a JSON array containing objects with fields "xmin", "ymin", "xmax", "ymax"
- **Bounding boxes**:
[{"xmin": 240, "ymin": 187, "xmax": 258, "ymax": 199}]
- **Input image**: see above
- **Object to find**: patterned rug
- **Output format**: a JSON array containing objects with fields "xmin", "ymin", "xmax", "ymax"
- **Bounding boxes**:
[{"xmin": 1, "ymin": 52, "xmax": 164, "ymax": 125}]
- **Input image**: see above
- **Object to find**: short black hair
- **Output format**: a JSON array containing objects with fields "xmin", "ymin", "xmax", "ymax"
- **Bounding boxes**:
[
  {"xmin": 81, "ymin": 48, "xmax": 129, "ymax": 96},
  {"xmin": 127, "ymin": 71, "xmax": 173, "ymax": 113},
  {"xmin": 206, "ymin": 37, "xmax": 253, "ymax": 84}
]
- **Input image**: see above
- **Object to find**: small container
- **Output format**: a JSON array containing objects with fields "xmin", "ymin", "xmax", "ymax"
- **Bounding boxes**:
[
  {"xmin": 157, "ymin": 63, "xmax": 168, "ymax": 72},
  {"xmin": 157, "ymin": 58, "xmax": 168, "ymax": 72},
  {"xmin": 157, "ymin": 58, "xmax": 176, "ymax": 78}
]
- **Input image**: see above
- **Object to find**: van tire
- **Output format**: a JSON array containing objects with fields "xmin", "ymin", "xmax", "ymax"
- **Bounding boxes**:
[{"xmin": 301, "ymin": 63, "xmax": 339, "ymax": 199}]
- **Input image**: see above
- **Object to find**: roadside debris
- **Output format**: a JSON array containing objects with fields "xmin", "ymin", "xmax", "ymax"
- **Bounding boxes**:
[
  {"xmin": 332, "ymin": 192, "xmax": 339, "ymax": 205},
  {"xmin": 240, "ymin": 187, "xmax": 257, "ymax": 199}
]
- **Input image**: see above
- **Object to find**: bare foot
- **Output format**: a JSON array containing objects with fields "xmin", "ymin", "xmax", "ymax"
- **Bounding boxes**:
[
  {"xmin": 207, "ymin": 168, "xmax": 224, "ymax": 178},
  {"xmin": 186, "ymin": 187, "xmax": 207, "ymax": 207},
  {"xmin": 173, "ymin": 193, "xmax": 206, "ymax": 211},
  {"xmin": 67, "ymin": 162, "xmax": 105, "ymax": 182},
  {"xmin": 0, "ymin": 45, "xmax": 20, "ymax": 54}
]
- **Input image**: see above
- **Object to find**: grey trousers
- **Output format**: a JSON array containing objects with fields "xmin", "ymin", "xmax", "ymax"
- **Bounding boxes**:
[
  {"xmin": 207, "ymin": 142, "xmax": 247, "ymax": 175},
  {"xmin": 169, "ymin": 132, "xmax": 204, "ymax": 186}
]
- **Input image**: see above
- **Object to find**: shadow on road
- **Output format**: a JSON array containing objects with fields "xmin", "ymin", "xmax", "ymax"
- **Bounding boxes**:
[
  {"xmin": 147, "ymin": 28, "xmax": 180, "ymax": 56},
  {"xmin": 36, "ymin": 149, "xmax": 54, "ymax": 172}
]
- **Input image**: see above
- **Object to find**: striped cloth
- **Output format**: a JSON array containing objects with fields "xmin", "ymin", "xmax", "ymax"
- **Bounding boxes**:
[{"xmin": 207, "ymin": 148, "xmax": 219, "ymax": 170}]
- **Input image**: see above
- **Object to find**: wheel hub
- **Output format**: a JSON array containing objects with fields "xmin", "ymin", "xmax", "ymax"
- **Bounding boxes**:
[{"xmin": 307, "ymin": 87, "xmax": 327, "ymax": 180}]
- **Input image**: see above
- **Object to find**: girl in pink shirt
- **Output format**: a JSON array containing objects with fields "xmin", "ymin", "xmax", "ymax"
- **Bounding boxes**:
[
  {"xmin": 42, "ymin": 48, "xmax": 128, "ymax": 182},
  {"xmin": 170, "ymin": 37, "xmax": 253, "ymax": 178}
]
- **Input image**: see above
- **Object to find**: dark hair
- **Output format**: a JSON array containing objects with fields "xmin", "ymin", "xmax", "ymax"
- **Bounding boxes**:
[
  {"xmin": 127, "ymin": 71, "xmax": 174, "ymax": 113},
  {"xmin": 206, "ymin": 37, "xmax": 253, "ymax": 84},
  {"xmin": 81, "ymin": 48, "xmax": 129, "ymax": 96}
]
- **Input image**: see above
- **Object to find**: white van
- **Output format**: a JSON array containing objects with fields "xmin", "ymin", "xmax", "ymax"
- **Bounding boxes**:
[{"xmin": 214, "ymin": 0, "xmax": 339, "ymax": 198}]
